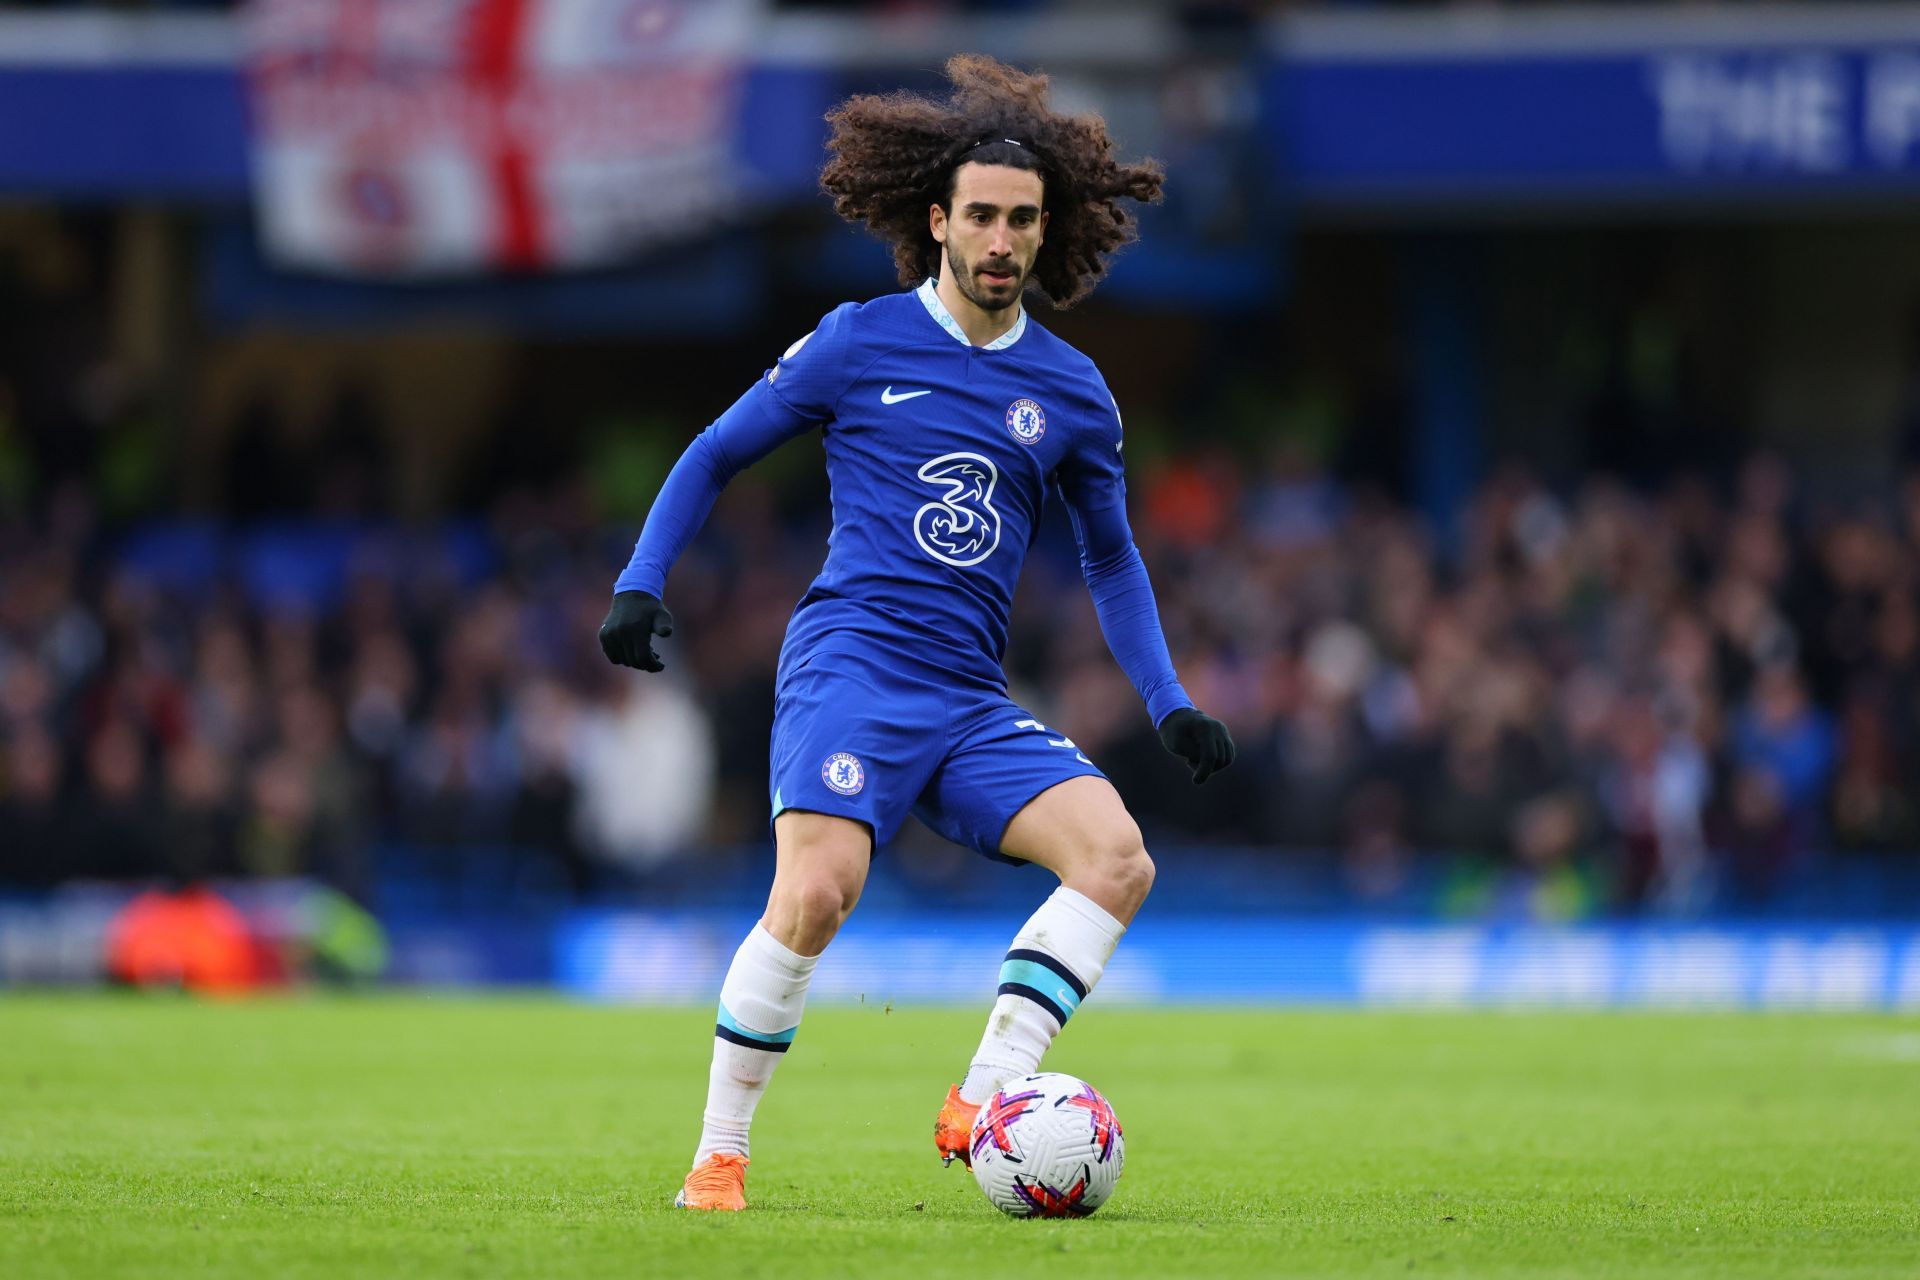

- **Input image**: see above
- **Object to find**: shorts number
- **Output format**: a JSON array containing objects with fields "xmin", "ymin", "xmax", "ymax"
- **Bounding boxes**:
[{"xmin": 1015, "ymin": 718, "xmax": 1092, "ymax": 765}]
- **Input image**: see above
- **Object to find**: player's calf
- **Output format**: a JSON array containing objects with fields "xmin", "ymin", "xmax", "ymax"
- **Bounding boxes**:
[
  {"xmin": 956, "ymin": 885, "xmax": 1127, "ymax": 1108},
  {"xmin": 682, "ymin": 811, "xmax": 866, "ymax": 1185},
  {"xmin": 945, "ymin": 779, "xmax": 1144, "ymax": 1109}
]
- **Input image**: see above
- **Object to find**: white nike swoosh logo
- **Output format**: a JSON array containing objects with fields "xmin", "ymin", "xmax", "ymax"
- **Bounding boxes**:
[{"xmin": 881, "ymin": 387, "xmax": 932, "ymax": 404}]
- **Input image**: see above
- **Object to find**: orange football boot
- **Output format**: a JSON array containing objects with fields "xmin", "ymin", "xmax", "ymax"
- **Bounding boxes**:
[
  {"xmin": 934, "ymin": 1084, "xmax": 981, "ymax": 1168},
  {"xmin": 674, "ymin": 1153, "xmax": 749, "ymax": 1211}
]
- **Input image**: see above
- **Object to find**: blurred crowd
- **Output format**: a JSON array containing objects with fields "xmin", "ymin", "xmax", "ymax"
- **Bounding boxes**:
[
  {"xmin": 1109, "ymin": 449, "xmax": 1920, "ymax": 914},
  {"xmin": 1, "ymin": 440, "xmax": 1917, "ymax": 918},
  {"xmin": 0, "ymin": 480, "xmax": 716, "ymax": 904}
]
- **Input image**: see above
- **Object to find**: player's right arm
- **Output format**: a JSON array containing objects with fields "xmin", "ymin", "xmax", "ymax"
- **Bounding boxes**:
[{"xmin": 600, "ymin": 307, "xmax": 854, "ymax": 671}]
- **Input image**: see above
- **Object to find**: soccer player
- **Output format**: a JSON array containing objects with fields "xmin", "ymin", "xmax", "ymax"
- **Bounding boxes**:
[{"xmin": 599, "ymin": 55, "xmax": 1235, "ymax": 1211}]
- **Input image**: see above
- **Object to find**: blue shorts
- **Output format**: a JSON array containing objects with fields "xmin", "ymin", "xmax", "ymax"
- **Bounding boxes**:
[{"xmin": 768, "ymin": 646, "xmax": 1106, "ymax": 861}]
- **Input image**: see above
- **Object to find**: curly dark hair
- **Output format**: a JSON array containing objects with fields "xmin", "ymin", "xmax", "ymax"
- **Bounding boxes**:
[{"xmin": 819, "ymin": 54, "xmax": 1164, "ymax": 309}]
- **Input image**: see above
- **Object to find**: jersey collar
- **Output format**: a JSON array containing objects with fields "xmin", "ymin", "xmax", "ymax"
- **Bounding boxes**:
[{"xmin": 917, "ymin": 277, "xmax": 1027, "ymax": 351}]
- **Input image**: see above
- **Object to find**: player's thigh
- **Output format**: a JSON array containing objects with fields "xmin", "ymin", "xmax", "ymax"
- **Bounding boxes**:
[
  {"xmin": 999, "ymin": 775, "xmax": 1147, "ymax": 883},
  {"xmin": 914, "ymin": 706, "xmax": 1106, "ymax": 863},
  {"xmin": 771, "ymin": 808, "xmax": 873, "ymax": 911}
]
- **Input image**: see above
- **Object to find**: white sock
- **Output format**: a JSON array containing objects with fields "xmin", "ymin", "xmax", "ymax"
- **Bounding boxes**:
[
  {"xmin": 693, "ymin": 923, "xmax": 818, "ymax": 1164},
  {"xmin": 958, "ymin": 886, "xmax": 1126, "ymax": 1104}
]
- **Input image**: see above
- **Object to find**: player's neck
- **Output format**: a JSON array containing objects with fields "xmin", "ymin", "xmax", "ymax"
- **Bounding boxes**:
[{"xmin": 934, "ymin": 269, "xmax": 1022, "ymax": 348}]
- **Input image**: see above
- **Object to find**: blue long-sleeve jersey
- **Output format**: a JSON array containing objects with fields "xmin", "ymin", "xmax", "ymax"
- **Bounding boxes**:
[{"xmin": 615, "ymin": 281, "xmax": 1193, "ymax": 728}]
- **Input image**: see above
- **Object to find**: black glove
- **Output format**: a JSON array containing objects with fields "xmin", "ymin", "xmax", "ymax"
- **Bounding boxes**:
[
  {"xmin": 1157, "ymin": 707, "xmax": 1235, "ymax": 785},
  {"xmin": 598, "ymin": 591, "xmax": 675, "ymax": 672}
]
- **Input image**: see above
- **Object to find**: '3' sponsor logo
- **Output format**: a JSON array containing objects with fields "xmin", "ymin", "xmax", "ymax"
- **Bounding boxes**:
[{"xmin": 913, "ymin": 452, "xmax": 1001, "ymax": 568}]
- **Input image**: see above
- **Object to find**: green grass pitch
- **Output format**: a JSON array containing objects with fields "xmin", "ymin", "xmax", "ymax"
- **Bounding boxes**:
[{"xmin": 3, "ymin": 997, "xmax": 1917, "ymax": 1278}]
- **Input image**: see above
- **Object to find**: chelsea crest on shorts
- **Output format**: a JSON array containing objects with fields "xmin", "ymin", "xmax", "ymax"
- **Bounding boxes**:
[{"xmin": 820, "ymin": 752, "xmax": 866, "ymax": 796}]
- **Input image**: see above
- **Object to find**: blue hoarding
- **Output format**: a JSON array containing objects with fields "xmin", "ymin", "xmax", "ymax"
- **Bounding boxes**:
[
  {"xmin": 11, "ymin": 9, "xmax": 1920, "ymax": 208},
  {"xmin": 1275, "ymin": 44, "xmax": 1920, "ymax": 204},
  {"xmin": 557, "ymin": 914, "xmax": 1920, "ymax": 1009}
]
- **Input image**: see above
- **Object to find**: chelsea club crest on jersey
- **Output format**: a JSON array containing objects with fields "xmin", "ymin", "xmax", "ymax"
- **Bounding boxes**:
[{"xmin": 1005, "ymin": 399, "xmax": 1046, "ymax": 446}]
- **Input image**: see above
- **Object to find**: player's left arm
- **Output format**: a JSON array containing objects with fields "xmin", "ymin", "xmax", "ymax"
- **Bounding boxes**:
[{"xmin": 1057, "ymin": 385, "xmax": 1235, "ymax": 784}]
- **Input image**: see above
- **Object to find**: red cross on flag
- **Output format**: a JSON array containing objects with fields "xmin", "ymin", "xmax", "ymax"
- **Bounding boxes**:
[{"xmin": 244, "ymin": 0, "xmax": 757, "ymax": 277}]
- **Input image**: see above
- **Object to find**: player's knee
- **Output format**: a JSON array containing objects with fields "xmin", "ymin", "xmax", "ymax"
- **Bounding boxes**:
[
  {"xmin": 1107, "ymin": 840, "xmax": 1154, "ymax": 914},
  {"xmin": 1072, "ymin": 821, "xmax": 1151, "ymax": 918},
  {"xmin": 780, "ymin": 874, "xmax": 858, "ymax": 947}
]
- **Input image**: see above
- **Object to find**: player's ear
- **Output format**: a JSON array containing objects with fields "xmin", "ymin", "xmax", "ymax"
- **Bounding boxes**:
[
  {"xmin": 1038, "ymin": 208, "xmax": 1048, "ymax": 245},
  {"xmin": 929, "ymin": 201, "xmax": 948, "ymax": 244}
]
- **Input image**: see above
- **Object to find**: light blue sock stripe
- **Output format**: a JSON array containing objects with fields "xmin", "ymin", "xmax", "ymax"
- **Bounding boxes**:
[
  {"xmin": 998, "ymin": 958, "xmax": 1083, "ymax": 1020},
  {"xmin": 716, "ymin": 1002, "xmax": 798, "ymax": 1047}
]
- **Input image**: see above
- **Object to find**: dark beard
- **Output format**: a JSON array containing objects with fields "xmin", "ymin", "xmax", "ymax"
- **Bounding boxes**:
[{"xmin": 947, "ymin": 239, "xmax": 1021, "ymax": 312}]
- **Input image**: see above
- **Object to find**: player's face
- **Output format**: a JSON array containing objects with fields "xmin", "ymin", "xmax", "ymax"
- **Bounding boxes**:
[{"xmin": 933, "ymin": 163, "xmax": 1047, "ymax": 312}]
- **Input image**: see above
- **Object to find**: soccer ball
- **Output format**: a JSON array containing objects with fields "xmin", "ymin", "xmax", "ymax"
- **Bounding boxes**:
[{"xmin": 968, "ymin": 1072, "xmax": 1124, "ymax": 1218}]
